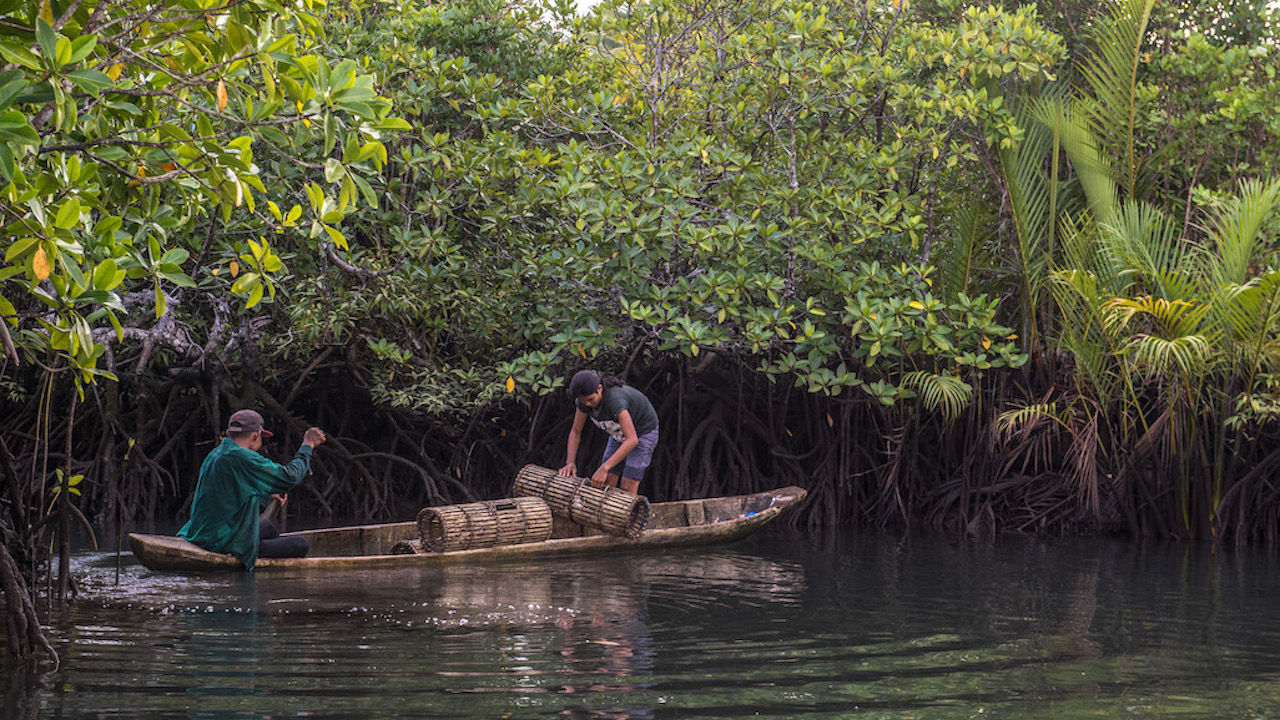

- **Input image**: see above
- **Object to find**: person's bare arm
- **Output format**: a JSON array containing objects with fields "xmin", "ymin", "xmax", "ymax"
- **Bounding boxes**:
[
  {"xmin": 559, "ymin": 410, "xmax": 587, "ymax": 477},
  {"xmin": 591, "ymin": 410, "xmax": 637, "ymax": 487}
]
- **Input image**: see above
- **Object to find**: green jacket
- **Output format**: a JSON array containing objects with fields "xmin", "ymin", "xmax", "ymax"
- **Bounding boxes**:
[{"xmin": 178, "ymin": 438, "xmax": 313, "ymax": 569}]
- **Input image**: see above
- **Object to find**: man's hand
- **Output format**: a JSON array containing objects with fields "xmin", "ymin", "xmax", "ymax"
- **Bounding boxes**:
[
  {"xmin": 557, "ymin": 462, "xmax": 577, "ymax": 478},
  {"xmin": 304, "ymin": 427, "xmax": 327, "ymax": 448}
]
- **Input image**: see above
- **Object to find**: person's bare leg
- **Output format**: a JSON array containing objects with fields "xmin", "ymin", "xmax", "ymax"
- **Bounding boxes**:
[
  {"xmin": 603, "ymin": 473, "xmax": 621, "ymax": 490},
  {"xmin": 619, "ymin": 477, "xmax": 639, "ymax": 495}
]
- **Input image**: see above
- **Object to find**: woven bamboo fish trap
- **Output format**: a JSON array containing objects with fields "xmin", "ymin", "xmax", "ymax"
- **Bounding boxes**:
[
  {"xmin": 512, "ymin": 464, "xmax": 649, "ymax": 538},
  {"xmin": 416, "ymin": 496, "xmax": 553, "ymax": 553}
]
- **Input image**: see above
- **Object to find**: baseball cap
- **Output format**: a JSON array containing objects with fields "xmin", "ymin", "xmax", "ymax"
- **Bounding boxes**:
[{"xmin": 227, "ymin": 409, "xmax": 273, "ymax": 437}]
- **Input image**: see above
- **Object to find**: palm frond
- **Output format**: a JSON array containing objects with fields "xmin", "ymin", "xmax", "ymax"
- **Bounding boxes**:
[
  {"xmin": 999, "ymin": 102, "xmax": 1059, "ymax": 350},
  {"xmin": 901, "ymin": 371, "xmax": 973, "ymax": 423},
  {"xmin": 1075, "ymin": 0, "xmax": 1157, "ymax": 201},
  {"xmin": 1098, "ymin": 200, "xmax": 1191, "ymax": 299},
  {"xmin": 1056, "ymin": 213, "xmax": 1113, "ymax": 286},
  {"xmin": 1064, "ymin": 408, "xmax": 1102, "ymax": 517},
  {"xmin": 1125, "ymin": 333, "xmax": 1213, "ymax": 380},
  {"xmin": 1028, "ymin": 94, "xmax": 1069, "ymax": 259},
  {"xmin": 995, "ymin": 401, "xmax": 1065, "ymax": 439},
  {"xmin": 1056, "ymin": 100, "xmax": 1118, "ymax": 225},
  {"xmin": 1202, "ymin": 177, "xmax": 1280, "ymax": 286},
  {"xmin": 1229, "ymin": 268, "xmax": 1280, "ymax": 380},
  {"xmin": 1212, "ymin": 276, "xmax": 1271, "ymax": 346},
  {"xmin": 937, "ymin": 205, "xmax": 991, "ymax": 300},
  {"xmin": 1196, "ymin": 180, "xmax": 1280, "ymax": 384},
  {"xmin": 1046, "ymin": 266, "xmax": 1126, "ymax": 400},
  {"xmin": 1103, "ymin": 295, "xmax": 1209, "ymax": 341}
]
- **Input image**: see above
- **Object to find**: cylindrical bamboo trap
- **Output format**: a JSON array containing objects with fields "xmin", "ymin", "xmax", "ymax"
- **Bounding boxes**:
[
  {"xmin": 512, "ymin": 464, "xmax": 649, "ymax": 538},
  {"xmin": 416, "ymin": 496, "xmax": 553, "ymax": 553}
]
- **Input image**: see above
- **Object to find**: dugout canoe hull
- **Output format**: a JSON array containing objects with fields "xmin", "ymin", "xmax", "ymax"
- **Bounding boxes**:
[{"xmin": 127, "ymin": 485, "xmax": 807, "ymax": 573}]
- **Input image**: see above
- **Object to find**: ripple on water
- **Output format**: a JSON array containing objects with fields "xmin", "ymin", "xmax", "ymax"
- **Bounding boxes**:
[{"xmin": 28, "ymin": 535, "xmax": 1280, "ymax": 719}]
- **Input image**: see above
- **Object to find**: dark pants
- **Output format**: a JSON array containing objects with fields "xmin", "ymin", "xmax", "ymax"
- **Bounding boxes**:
[{"xmin": 259, "ymin": 518, "xmax": 309, "ymax": 559}]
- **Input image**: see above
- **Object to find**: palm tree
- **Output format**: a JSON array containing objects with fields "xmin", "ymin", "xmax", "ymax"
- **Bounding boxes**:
[{"xmin": 993, "ymin": 0, "xmax": 1280, "ymax": 540}]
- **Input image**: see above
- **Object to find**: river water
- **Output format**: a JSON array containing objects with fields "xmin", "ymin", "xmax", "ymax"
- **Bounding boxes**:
[{"xmin": 8, "ymin": 527, "xmax": 1280, "ymax": 719}]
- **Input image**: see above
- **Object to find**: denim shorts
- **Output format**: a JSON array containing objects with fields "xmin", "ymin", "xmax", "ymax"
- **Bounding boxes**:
[{"xmin": 602, "ymin": 428, "xmax": 659, "ymax": 481}]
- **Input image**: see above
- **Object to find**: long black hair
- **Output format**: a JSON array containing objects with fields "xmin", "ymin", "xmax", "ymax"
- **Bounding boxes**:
[{"xmin": 568, "ymin": 369, "xmax": 624, "ymax": 397}]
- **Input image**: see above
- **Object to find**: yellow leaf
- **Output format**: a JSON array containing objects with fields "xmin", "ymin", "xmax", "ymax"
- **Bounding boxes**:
[
  {"xmin": 211, "ymin": 267, "xmax": 221, "ymax": 276},
  {"xmin": 505, "ymin": 376, "xmax": 515, "ymax": 392},
  {"xmin": 1007, "ymin": 333, "xmax": 1018, "ymax": 340},
  {"xmin": 107, "ymin": 62, "xmax": 124, "ymax": 81},
  {"xmin": 909, "ymin": 300, "xmax": 924, "ymax": 310},
  {"xmin": 575, "ymin": 343, "xmax": 586, "ymax": 359},
  {"xmin": 229, "ymin": 260, "xmax": 239, "ymax": 277},
  {"xmin": 217, "ymin": 80, "xmax": 228, "ymax": 111},
  {"xmin": 982, "ymin": 336, "xmax": 991, "ymax": 350},
  {"xmin": 39, "ymin": 0, "xmax": 53, "ymax": 25},
  {"xmin": 33, "ymin": 246, "xmax": 51, "ymax": 281},
  {"xmin": 931, "ymin": 145, "xmax": 939, "ymax": 160}
]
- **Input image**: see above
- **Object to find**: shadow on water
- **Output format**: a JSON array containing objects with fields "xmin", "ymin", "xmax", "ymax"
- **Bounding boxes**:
[{"xmin": 8, "ymin": 528, "xmax": 1280, "ymax": 718}]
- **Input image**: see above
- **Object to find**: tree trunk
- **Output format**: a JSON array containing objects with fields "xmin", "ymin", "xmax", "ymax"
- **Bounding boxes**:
[{"xmin": 0, "ymin": 531, "xmax": 56, "ymax": 663}]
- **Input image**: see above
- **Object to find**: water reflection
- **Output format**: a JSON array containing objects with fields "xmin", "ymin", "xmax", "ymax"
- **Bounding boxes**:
[
  {"xmin": 36, "ymin": 544, "xmax": 802, "ymax": 719},
  {"xmin": 11, "ymin": 531, "xmax": 1280, "ymax": 718}
]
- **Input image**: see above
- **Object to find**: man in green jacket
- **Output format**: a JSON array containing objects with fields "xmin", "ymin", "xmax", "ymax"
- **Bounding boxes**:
[{"xmin": 179, "ymin": 409, "xmax": 327, "ymax": 569}]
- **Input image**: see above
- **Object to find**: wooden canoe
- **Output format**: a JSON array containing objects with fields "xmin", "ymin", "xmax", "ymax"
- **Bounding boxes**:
[{"xmin": 127, "ymin": 485, "xmax": 807, "ymax": 572}]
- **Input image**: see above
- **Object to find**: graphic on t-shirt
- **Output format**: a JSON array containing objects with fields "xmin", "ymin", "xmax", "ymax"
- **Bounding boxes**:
[{"xmin": 590, "ymin": 417, "xmax": 626, "ymax": 442}]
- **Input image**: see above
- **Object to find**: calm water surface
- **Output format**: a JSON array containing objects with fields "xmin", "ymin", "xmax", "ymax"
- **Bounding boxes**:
[{"xmin": 8, "ymin": 527, "xmax": 1280, "ymax": 719}]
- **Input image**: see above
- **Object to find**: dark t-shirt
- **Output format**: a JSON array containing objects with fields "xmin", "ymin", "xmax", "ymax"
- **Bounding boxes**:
[{"xmin": 576, "ymin": 385, "xmax": 659, "ymax": 441}]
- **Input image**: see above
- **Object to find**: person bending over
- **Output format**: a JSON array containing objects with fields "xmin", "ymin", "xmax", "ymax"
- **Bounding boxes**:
[
  {"xmin": 559, "ymin": 370, "xmax": 659, "ymax": 495},
  {"xmin": 179, "ymin": 409, "xmax": 327, "ymax": 569}
]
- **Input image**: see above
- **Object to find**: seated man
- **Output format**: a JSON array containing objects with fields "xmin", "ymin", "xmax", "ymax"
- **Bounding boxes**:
[{"xmin": 179, "ymin": 409, "xmax": 327, "ymax": 569}]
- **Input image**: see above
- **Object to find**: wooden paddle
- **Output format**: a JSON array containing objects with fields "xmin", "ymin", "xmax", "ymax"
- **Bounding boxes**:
[{"xmin": 260, "ymin": 495, "xmax": 283, "ymax": 522}]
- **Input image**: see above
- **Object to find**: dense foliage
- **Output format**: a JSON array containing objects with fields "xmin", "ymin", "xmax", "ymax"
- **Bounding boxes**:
[
  {"xmin": 0, "ymin": 0, "xmax": 402, "ymax": 659},
  {"xmin": 2, "ymin": 0, "xmax": 1280, "ymax": 662}
]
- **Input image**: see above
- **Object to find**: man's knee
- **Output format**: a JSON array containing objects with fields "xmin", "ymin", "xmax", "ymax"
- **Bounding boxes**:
[
  {"xmin": 260, "ymin": 535, "xmax": 309, "ymax": 559},
  {"xmin": 259, "ymin": 518, "xmax": 281, "ymax": 540}
]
